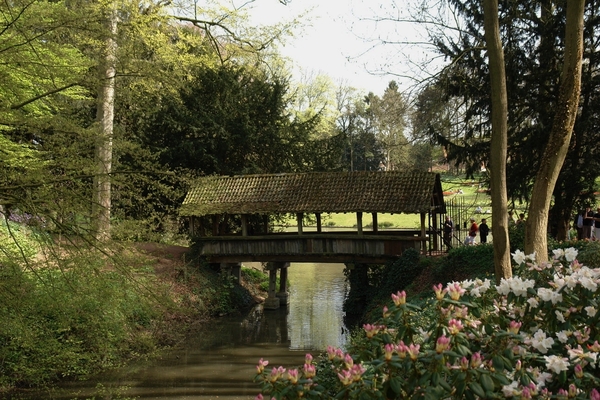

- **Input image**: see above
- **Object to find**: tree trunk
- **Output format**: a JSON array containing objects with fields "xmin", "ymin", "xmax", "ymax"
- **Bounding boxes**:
[
  {"xmin": 483, "ymin": 0, "xmax": 511, "ymax": 283},
  {"xmin": 92, "ymin": 3, "xmax": 118, "ymax": 242},
  {"xmin": 524, "ymin": 0, "xmax": 585, "ymax": 261}
]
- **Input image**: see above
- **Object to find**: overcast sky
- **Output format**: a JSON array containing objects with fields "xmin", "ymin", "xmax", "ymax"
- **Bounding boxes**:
[{"xmin": 244, "ymin": 0, "xmax": 440, "ymax": 96}]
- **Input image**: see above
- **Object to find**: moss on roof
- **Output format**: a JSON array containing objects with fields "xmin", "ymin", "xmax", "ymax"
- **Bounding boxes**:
[{"xmin": 180, "ymin": 171, "xmax": 445, "ymax": 216}]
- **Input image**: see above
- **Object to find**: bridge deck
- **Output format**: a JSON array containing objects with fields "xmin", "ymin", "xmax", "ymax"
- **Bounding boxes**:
[{"xmin": 196, "ymin": 231, "xmax": 428, "ymax": 264}]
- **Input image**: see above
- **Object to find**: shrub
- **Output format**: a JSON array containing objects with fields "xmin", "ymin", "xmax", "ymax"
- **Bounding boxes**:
[
  {"xmin": 433, "ymin": 243, "xmax": 495, "ymax": 284},
  {"xmin": 253, "ymin": 248, "xmax": 600, "ymax": 399}
]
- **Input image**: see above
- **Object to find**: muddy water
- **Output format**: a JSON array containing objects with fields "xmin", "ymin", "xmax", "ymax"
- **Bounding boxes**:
[{"xmin": 20, "ymin": 262, "xmax": 348, "ymax": 400}]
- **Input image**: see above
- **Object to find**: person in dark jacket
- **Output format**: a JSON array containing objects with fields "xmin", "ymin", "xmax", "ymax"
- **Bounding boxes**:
[{"xmin": 479, "ymin": 218, "xmax": 490, "ymax": 243}]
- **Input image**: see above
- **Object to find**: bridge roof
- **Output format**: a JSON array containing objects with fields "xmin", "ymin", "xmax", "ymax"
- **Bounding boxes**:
[{"xmin": 180, "ymin": 171, "xmax": 445, "ymax": 216}]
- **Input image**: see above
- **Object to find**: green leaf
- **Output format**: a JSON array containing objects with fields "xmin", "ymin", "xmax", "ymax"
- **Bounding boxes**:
[
  {"xmin": 468, "ymin": 382, "xmax": 486, "ymax": 398},
  {"xmin": 390, "ymin": 376, "xmax": 403, "ymax": 394},
  {"xmin": 431, "ymin": 372, "xmax": 439, "ymax": 386},
  {"xmin": 439, "ymin": 377, "xmax": 452, "ymax": 391},
  {"xmin": 492, "ymin": 355, "xmax": 505, "ymax": 371},
  {"xmin": 455, "ymin": 379, "xmax": 466, "ymax": 397},
  {"xmin": 493, "ymin": 372, "xmax": 511, "ymax": 385},
  {"xmin": 480, "ymin": 374, "xmax": 495, "ymax": 391}
]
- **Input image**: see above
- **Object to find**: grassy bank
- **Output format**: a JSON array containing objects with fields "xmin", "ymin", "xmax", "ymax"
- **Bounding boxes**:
[{"xmin": 0, "ymin": 222, "xmax": 268, "ymax": 394}]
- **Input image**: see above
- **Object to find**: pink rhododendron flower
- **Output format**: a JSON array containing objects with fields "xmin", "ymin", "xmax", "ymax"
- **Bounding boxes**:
[
  {"xmin": 407, "ymin": 343, "xmax": 420, "ymax": 360},
  {"xmin": 344, "ymin": 353, "xmax": 354, "ymax": 369},
  {"xmin": 256, "ymin": 358, "xmax": 269, "ymax": 374},
  {"xmin": 287, "ymin": 368, "xmax": 299, "ymax": 384},
  {"xmin": 350, "ymin": 364, "xmax": 366, "ymax": 381},
  {"xmin": 397, "ymin": 341, "xmax": 408, "ymax": 359},
  {"xmin": 391, "ymin": 290, "xmax": 406, "ymax": 306},
  {"xmin": 436, "ymin": 335, "xmax": 451, "ymax": 353},
  {"xmin": 433, "ymin": 283, "xmax": 447, "ymax": 300},
  {"xmin": 447, "ymin": 282, "xmax": 466, "ymax": 300},
  {"xmin": 384, "ymin": 343, "xmax": 394, "ymax": 361},
  {"xmin": 508, "ymin": 320, "xmax": 522, "ymax": 334},
  {"xmin": 448, "ymin": 318, "xmax": 463, "ymax": 335},
  {"xmin": 337, "ymin": 370, "xmax": 352, "ymax": 386},
  {"xmin": 303, "ymin": 363, "xmax": 316, "ymax": 379}
]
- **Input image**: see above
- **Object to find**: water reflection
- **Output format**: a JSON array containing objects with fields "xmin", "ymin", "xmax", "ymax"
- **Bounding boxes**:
[
  {"xmin": 13, "ymin": 262, "xmax": 348, "ymax": 400},
  {"xmin": 287, "ymin": 262, "xmax": 348, "ymax": 350}
]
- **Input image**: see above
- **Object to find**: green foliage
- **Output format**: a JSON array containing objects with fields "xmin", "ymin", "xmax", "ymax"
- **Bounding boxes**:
[
  {"xmin": 433, "ymin": 243, "xmax": 495, "ymax": 284},
  {"xmin": 553, "ymin": 240, "xmax": 600, "ymax": 269},
  {"xmin": 0, "ymin": 253, "xmax": 162, "ymax": 388},
  {"xmin": 422, "ymin": 0, "xmax": 600, "ymax": 233},
  {"xmin": 374, "ymin": 248, "xmax": 422, "ymax": 302},
  {"xmin": 242, "ymin": 267, "xmax": 273, "ymax": 293},
  {"xmin": 254, "ymin": 248, "xmax": 600, "ymax": 398}
]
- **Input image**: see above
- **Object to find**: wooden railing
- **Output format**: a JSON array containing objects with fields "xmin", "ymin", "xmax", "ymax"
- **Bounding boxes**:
[{"xmin": 195, "ymin": 231, "xmax": 427, "ymax": 264}]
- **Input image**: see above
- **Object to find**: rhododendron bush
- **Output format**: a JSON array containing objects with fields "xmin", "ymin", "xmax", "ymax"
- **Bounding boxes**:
[{"xmin": 253, "ymin": 248, "xmax": 600, "ymax": 399}]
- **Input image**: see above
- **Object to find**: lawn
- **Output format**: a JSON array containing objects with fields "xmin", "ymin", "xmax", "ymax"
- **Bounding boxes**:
[{"xmin": 280, "ymin": 173, "xmax": 502, "ymax": 229}]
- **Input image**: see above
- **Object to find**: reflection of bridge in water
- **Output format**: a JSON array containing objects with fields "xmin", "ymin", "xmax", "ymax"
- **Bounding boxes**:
[{"xmin": 180, "ymin": 171, "xmax": 446, "ymax": 309}]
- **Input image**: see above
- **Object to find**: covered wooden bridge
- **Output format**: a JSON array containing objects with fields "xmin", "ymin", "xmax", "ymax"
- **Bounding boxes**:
[{"xmin": 180, "ymin": 171, "xmax": 446, "ymax": 309}]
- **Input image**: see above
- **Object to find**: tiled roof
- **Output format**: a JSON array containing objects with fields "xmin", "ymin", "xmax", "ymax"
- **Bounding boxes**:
[{"xmin": 180, "ymin": 171, "xmax": 445, "ymax": 216}]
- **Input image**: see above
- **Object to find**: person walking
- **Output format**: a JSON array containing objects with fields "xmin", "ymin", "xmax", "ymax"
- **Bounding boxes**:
[
  {"xmin": 479, "ymin": 218, "xmax": 490, "ymax": 243},
  {"xmin": 583, "ymin": 206, "xmax": 594, "ymax": 240},
  {"xmin": 464, "ymin": 217, "xmax": 478, "ymax": 245},
  {"xmin": 443, "ymin": 215, "xmax": 454, "ymax": 252},
  {"xmin": 594, "ymin": 207, "xmax": 600, "ymax": 240}
]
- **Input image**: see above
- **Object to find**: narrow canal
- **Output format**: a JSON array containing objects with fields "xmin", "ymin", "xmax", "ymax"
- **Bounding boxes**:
[{"xmin": 27, "ymin": 262, "xmax": 349, "ymax": 400}]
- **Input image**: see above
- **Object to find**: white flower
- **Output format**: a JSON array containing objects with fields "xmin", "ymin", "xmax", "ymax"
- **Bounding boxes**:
[
  {"xmin": 496, "ymin": 277, "xmax": 535, "ymax": 297},
  {"xmin": 579, "ymin": 275, "xmax": 598, "ymax": 292},
  {"xmin": 526, "ymin": 251, "xmax": 536, "ymax": 262},
  {"xmin": 502, "ymin": 381, "xmax": 519, "ymax": 397},
  {"xmin": 556, "ymin": 330, "xmax": 571, "ymax": 343},
  {"xmin": 527, "ymin": 330, "xmax": 555, "ymax": 354},
  {"xmin": 537, "ymin": 288, "xmax": 563, "ymax": 304},
  {"xmin": 417, "ymin": 327, "xmax": 430, "ymax": 342},
  {"xmin": 469, "ymin": 278, "xmax": 491, "ymax": 297},
  {"xmin": 552, "ymin": 248, "xmax": 565, "ymax": 259},
  {"xmin": 512, "ymin": 250, "xmax": 526, "ymax": 265},
  {"xmin": 543, "ymin": 355, "xmax": 569, "ymax": 374},
  {"xmin": 527, "ymin": 297, "xmax": 540, "ymax": 308},
  {"xmin": 555, "ymin": 310, "xmax": 565, "ymax": 323},
  {"xmin": 585, "ymin": 306, "xmax": 597, "ymax": 317},
  {"xmin": 564, "ymin": 247, "xmax": 578, "ymax": 262},
  {"xmin": 537, "ymin": 372, "xmax": 553, "ymax": 389}
]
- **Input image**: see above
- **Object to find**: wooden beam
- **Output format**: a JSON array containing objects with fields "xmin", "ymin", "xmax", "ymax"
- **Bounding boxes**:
[{"xmin": 297, "ymin": 213, "xmax": 304, "ymax": 234}]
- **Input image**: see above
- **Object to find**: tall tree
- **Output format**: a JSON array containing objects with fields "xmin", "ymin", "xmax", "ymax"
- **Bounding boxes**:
[
  {"xmin": 524, "ymin": 0, "xmax": 585, "ymax": 260},
  {"xmin": 413, "ymin": 0, "xmax": 598, "ymax": 246},
  {"xmin": 369, "ymin": 81, "xmax": 410, "ymax": 171},
  {"xmin": 483, "ymin": 0, "xmax": 511, "ymax": 281},
  {"xmin": 92, "ymin": 2, "xmax": 118, "ymax": 241}
]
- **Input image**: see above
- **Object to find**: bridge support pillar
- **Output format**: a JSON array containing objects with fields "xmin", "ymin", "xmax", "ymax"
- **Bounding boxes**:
[
  {"xmin": 264, "ymin": 262, "xmax": 290, "ymax": 309},
  {"xmin": 276, "ymin": 263, "xmax": 289, "ymax": 305},
  {"xmin": 220, "ymin": 262, "xmax": 242, "ymax": 284}
]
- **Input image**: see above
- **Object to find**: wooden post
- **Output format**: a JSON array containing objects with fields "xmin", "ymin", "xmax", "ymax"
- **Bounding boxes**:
[
  {"xmin": 432, "ymin": 212, "xmax": 438, "ymax": 251},
  {"xmin": 241, "ymin": 214, "xmax": 248, "ymax": 236},
  {"xmin": 212, "ymin": 215, "xmax": 219, "ymax": 236},
  {"xmin": 297, "ymin": 213, "xmax": 304, "ymax": 235},
  {"xmin": 263, "ymin": 215, "xmax": 270, "ymax": 234},
  {"xmin": 357, "ymin": 212, "xmax": 363, "ymax": 235},
  {"xmin": 372, "ymin": 213, "xmax": 378, "ymax": 233},
  {"xmin": 276, "ymin": 262, "xmax": 290, "ymax": 305},
  {"xmin": 264, "ymin": 262, "xmax": 280, "ymax": 310},
  {"xmin": 316, "ymin": 213, "xmax": 322, "ymax": 233},
  {"xmin": 420, "ymin": 212, "xmax": 427, "ymax": 254}
]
